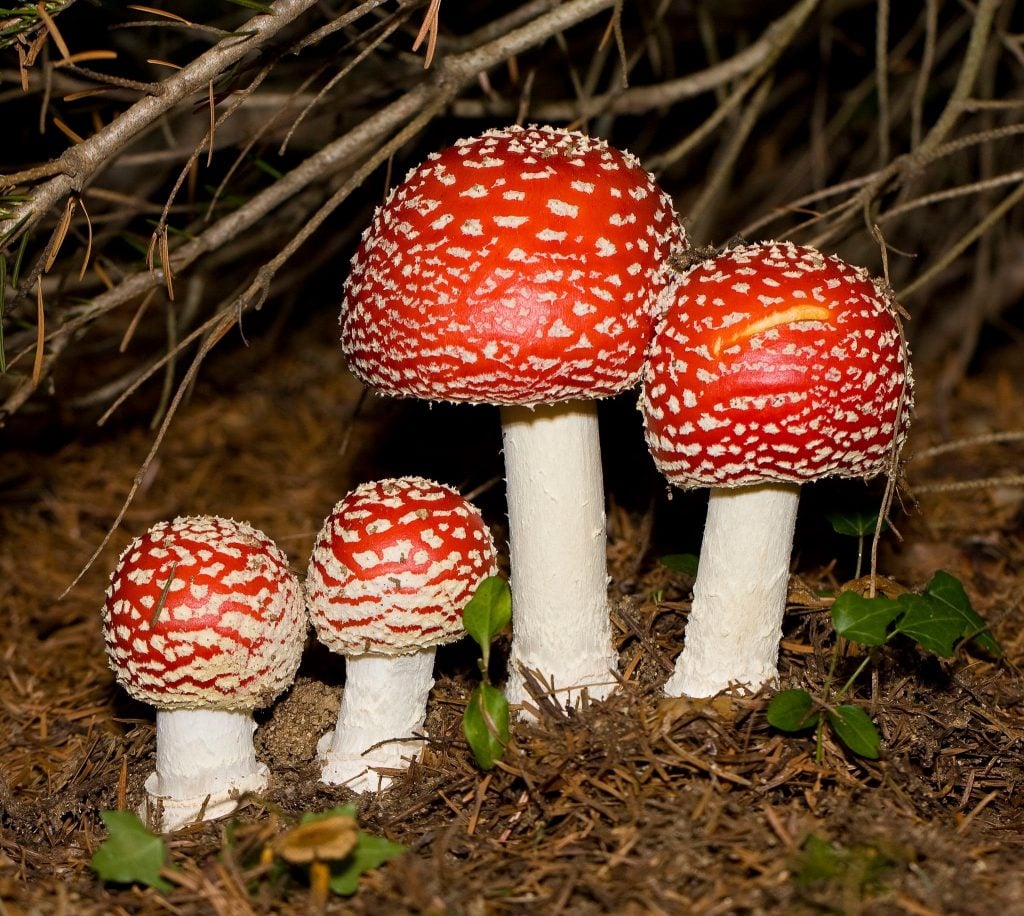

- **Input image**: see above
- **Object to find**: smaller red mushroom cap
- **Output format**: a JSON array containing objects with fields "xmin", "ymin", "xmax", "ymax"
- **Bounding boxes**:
[
  {"xmin": 306, "ymin": 477, "xmax": 497, "ymax": 656},
  {"xmin": 102, "ymin": 516, "xmax": 306, "ymax": 711},
  {"xmin": 641, "ymin": 240, "xmax": 913, "ymax": 488},
  {"xmin": 340, "ymin": 124, "xmax": 686, "ymax": 406}
]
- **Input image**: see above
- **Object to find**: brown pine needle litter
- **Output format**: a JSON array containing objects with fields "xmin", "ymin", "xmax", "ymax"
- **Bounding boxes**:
[{"xmin": 2, "ymin": 308, "xmax": 1023, "ymax": 912}]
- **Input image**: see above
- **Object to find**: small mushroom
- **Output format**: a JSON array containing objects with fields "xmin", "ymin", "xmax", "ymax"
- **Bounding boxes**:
[
  {"xmin": 640, "ymin": 241, "xmax": 913, "ymax": 697},
  {"xmin": 102, "ymin": 516, "xmax": 307, "ymax": 832},
  {"xmin": 341, "ymin": 125, "xmax": 686, "ymax": 708},
  {"xmin": 306, "ymin": 477, "xmax": 497, "ymax": 792}
]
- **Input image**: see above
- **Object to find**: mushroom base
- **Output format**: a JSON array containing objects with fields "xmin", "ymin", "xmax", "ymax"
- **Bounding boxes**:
[
  {"xmin": 665, "ymin": 482, "xmax": 800, "ymax": 698},
  {"xmin": 318, "ymin": 650, "xmax": 435, "ymax": 793},
  {"xmin": 142, "ymin": 708, "xmax": 268, "ymax": 833},
  {"xmin": 501, "ymin": 401, "xmax": 618, "ymax": 713}
]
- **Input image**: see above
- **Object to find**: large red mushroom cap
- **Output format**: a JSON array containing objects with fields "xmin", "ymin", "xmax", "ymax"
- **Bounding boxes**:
[
  {"xmin": 641, "ymin": 240, "xmax": 913, "ymax": 488},
  {"xmin": 306, "ymin": 477, "xmax": 497, "ymax": 655},
  {"xmin": 341, "ymin": 124, "xmax": 686, "ymax": 405},
  {"xmin": 103, "ymin": 516, "xmax": 306, "ymax": 711}
]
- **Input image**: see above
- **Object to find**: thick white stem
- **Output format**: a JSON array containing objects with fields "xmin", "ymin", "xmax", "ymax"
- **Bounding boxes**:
[
  {"xmin": 318, "ymin": 650, "xmax": 435, "ymax": 793},
  {"xmin": 501, "ymin": 401, "xmax": 617, "ymax": 709},
  {"xmin": 665, "ymin": 483, "xmax": 800, "ymax": 698},
  {"xmin": 143, "ymin": 708, "xmax": 267, "ymax": 833}
]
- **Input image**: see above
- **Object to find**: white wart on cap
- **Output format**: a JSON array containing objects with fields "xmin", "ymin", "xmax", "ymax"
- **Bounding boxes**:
[
  {"xmin": 306, "ymin": 477, "xmax": 496, "ymax": 791},
  {"xmin": 103, "ymin": 515, "xmax": 306, "ymax": 831},
  {"xmin": 340, "ymin": 125, "xmax": 686, "ymax": 709},
  {"xmin": 640, "ymin": 241, "xmax": 913, "ymax": 697}
]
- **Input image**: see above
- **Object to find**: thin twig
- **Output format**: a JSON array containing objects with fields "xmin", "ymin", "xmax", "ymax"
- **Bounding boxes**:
[
  {"xmin": 897, "ymin": 181, "xmax": 1024, "ymax": 299},
  {"xmin": 0, "ymin": 0, "xmax": 321, "ymax": 242}
]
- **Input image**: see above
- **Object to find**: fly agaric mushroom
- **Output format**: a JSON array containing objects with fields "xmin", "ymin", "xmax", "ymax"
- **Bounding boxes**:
[
  {"xmin": 102, "ymin": 516, "xmax": 306, "ymax": 832},
  {"xmin": 340, "ymin": 124, "xmax": 685, "ymax": 708},
  {"xmin": 306, "ymin": 477, "xmax": 496, "ymax": 792},
  {"xmin": 640, "ymin": 240, "xmax": 913, "ymax": 697}
]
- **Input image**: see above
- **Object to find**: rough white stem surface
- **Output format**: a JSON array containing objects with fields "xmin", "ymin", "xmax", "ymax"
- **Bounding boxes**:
[
  {"xmin": 318, "ymin": 650, "xmax": 435, "ymax": 793},
  {"xmin": 665, "ymin": 483, "xmax": 800, "ymax": 698},
  {"xmin": 143, "ymin": 708, "xmax": 268, "ymax": 833},
  {"xmin": 501, "ymin": 402, "xmax": 618, "ymax": 710}
]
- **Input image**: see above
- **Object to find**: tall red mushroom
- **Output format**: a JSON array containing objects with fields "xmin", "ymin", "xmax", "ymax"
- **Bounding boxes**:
[
  {"xmin": 341, "ymin": 125, "xmax": 685, "ymax": 708},
  {"xmin": 306, "ymin": 477, "xmax": 496, "ymax": 792},
  {"xmin": 640, "ymin": 241, "xmax": 913, "ymax": 697},
  {"xmin": 103, "ymin": 516, "xmax": 306, "ymax": 831}
]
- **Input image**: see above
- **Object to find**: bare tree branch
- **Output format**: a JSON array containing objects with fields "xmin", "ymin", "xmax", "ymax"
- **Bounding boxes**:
[{"xmin": 0, "ymin": 0, "xmax": 321, "ymax": 242}]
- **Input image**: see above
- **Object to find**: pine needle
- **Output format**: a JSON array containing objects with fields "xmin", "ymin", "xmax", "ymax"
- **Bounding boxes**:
[
  {"xmin": 412, "ymin": 0, "xmax": 442, "ymax": 68},
  {"xmin": 35, "ymin": 1, "xmax": 71, "ymax": 61},
  {"xmin": 32, "ymin": 277, "xmax": 44, "ymax": 385}
]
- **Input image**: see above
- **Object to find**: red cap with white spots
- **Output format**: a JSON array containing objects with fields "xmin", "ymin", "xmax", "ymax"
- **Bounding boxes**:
[
  {"xmin": 641, "ymin": 240, "xmax": 913, "ymax": 488},
  {"xmin": 103, "ymin": 516, "xmax": 306, "ymax": 711},
  {"xmin": 341, "ymin": 124, "xmax": 685, "ymax": 406},
  {"xmin": 306, "ymin": 477, "xmax": 497, "ymax": 655}
]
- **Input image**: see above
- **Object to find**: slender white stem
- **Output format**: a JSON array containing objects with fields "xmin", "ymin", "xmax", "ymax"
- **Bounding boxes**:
[
  {"xmin": 319, "ymin": 650, "xmax": 435, "ymax": 793},
  {"xmin": 143, "ymin": 707, "xmax": 268, "ymax": 833},
  {"xmin": 665, "ymin": 482, "xmax": 800, "ymax": 698},
  {"xmin": 501, "ymin": 401, "xmax": 618, "ymax": 709}
]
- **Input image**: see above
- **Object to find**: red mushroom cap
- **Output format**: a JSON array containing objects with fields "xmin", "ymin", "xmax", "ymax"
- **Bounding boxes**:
[
  {"xmin": 641, "ymin": 241, "xmax": 913, "ymax": 488},
  {"xmin": 341, "ymin": 124, "xmax": 686, "ymax": 406},
  {"xmin": 306, "ymin": 477, "xmax": 497, "ymax": 655},
  {"xmin": 102, "ymin": 516, "xmax": 306, "ymax": 710}
]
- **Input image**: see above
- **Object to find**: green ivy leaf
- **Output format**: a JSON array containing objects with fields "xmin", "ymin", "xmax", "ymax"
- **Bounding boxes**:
[
  {"xmin": 827, "ymin": 512, "xmax": 881, "ymax": 538},
  {"xmin": 893, "ymin": 593, "xmax": 964, "ymax": 657},
  {"xmin": 794, "ymin": 834, "xmax": 845, "ymax": 883},
  {"xmin": 766, "ymin": 689, "xmax": 819, "ymax": 732},
  {"xmin": 463, "ymin": 682, "xmax": 509, "ymax": 770},
  {"xmin": 327, "ymin": 832, "xmax": 406, "ymax": 897},
  {"xmin": 300, "ymin": 804, "xmax": 358, "ymax": 825},
  {"xmin": 793, "ymin": 834, "xmax": 895, "ymax": 887},
  {"xmin": 924, "ymin": 570, "xmax": 1002, "ymax": 657},
  {"xmin": 91, "ymin": 811, "xmax": 173, "ymax": 892},
  {"xmin": 461, "ymin": 576, "xmax": 512, "ymax": 655},
  {"xmin": 827, "ymin": 705, "xmax": 881, "ymax": 759},
  {"xmin": 659, "ymin": 553, "xmax": 699, "ymax": 577},
  {"xmin": 831, "ymin": 591, "xmax": 902, "ymax": 646}
]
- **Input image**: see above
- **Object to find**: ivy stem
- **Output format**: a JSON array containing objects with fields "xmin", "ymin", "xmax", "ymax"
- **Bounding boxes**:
[{"xmin": 834, "ymin": 654, "xmax": 874, "ymax": 703}]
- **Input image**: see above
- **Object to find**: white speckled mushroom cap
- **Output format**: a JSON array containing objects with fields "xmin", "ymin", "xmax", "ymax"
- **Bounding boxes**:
[
  {"xmin": 305, "ymin": 477, "xmax": 498, "ymax": 656},
  {"xmin": 641, "ymin": 240, "xmax": 914, "ymax": 488},
  {"xmin": 102, "ymin": 516, "xmax": 307, "ymax": 711},
  {"xmin": 340, "ymin": 124, "xmax": 686, "ymax": 406}
]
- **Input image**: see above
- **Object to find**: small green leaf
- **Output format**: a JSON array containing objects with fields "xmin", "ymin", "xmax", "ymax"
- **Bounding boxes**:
[
  {"xmin": 463, "ymin": 683, "xmax": 509, "ymax": 770},
  {"xmin": 766, "ymin": 689, "xmax": 819, "ymax": 732},
  {"xmin": 894, "ymin": 593, "xmax": 963, "ymax": 657},
  {"xmin": 827, "ymin": 705, "xmax": 881, "ymax": 759},
  {"xmin": 327, "ymin": 832, "xmax": 406, "ymax": 897},
  {"xmin": 831, "ymin": 591, "xmax": 902, "ymax": 646},
  {"xmin": 91, "ymin": 810, "xmax": 173, "ymax": 892},
  {"xmin": 924, "ymin": 570, "xmax": 1001, "ymax": 656},
  {"xmin": 793, "ymin": 834, "xmax": 894, "ymax": 887},
  {"xmin": 300, "ymin": 804, "xmax": 358, "ymax": 825},
  {"xmin": 794, "ymin": 834, "xmax": 845, "ymax": 883},
  {"xmin": 659, "ymin": 553, "xmax": 699, "ymax": 577},
  {"xmin": 827, "ymin": 511, "xmax": 881, "ymax": 537},
  {"xmin": 461, "ymin": 576, "xmax": 511, "ymax": 653}
]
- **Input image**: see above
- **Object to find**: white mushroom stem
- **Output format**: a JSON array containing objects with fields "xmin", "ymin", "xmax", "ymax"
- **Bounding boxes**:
[
  {"xmin": 501, "ymin": 401, "xmax": 618, "ymax": 709},
  {"xmin": 318, "ymin": 650, "xmax": 435, "ymax": 793},
  {"xmin": 143, "ymin": 708, "xmax": 268, "ymax": 833},
  {"xmin": 664, "ymin": 482, "xmax": 800, "ymax": 698}
]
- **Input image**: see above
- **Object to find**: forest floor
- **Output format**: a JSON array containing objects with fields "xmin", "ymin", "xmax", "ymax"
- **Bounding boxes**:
[{"xmin": 1, "ymin": 305, "xmax": 1022, "ymax": 914}]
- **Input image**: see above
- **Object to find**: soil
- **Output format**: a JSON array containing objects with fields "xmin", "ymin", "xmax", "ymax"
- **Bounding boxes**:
[{"xmin": 1, "ymin": 302, "xmax": 1022, "ymax": 914}]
